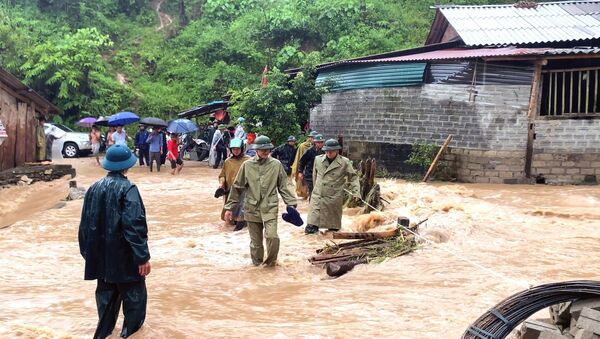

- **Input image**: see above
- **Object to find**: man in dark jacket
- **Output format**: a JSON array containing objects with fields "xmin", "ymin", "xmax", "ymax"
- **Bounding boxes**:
[
  {"xmin": 134, "ymin": 125, "xmax": 149, "ymax": 166},
  {"xmin": 271, "ymin": 135, "xmax": 297, "ymax": 176},
  {"xmin": 159, "ymin": 127, "xmax": 168, "ymax": 165},
  {"xmin": 298, "ymin": 134, "xmax": 325, "ymax": 196},
  {"xmin": 78, "ymin": 144, "xmax": 151, "ymax": 339}
]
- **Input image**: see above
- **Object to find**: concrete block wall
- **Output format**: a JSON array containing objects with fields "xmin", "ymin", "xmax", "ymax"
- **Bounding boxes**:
[
  {"xmin": 310, "ymin": 84, "xmax": 600, "ymax": 184},
  {"xmin": 311, "ymin": 84, "xmax": 531, "ymax": 182}
]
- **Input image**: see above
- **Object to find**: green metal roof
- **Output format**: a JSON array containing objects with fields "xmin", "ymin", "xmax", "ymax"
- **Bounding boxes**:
[{"xmin": 315, "ymin": 63, "xmax": 426, "ymax": 91}]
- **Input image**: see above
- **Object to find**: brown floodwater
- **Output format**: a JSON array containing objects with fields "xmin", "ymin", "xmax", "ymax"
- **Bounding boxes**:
[{"xmin": 1, "ymin": 158, "xmax": 599, "ymax": 338}]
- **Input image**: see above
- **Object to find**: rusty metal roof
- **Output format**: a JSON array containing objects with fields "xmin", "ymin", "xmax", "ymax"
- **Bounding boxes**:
[
  {"xmin": 334, "ymin": 47, "xmax": 600, "ymax": 65},
  {"xmin": 435, "ymin": 1, "xmax": 600, "ymax": 46}
]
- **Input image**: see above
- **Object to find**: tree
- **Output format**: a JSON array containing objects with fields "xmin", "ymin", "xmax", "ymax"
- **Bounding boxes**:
[{"xmin": 20, "ymin": 27, "xmax": 116, "ymax": 115}]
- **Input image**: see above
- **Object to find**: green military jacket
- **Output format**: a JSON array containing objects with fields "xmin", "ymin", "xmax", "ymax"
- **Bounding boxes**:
[
  {"xmin": 225, "ymin": 156, "xmax": 297, "ymax": 222},
  {"xmin": 308, "ymin": 154, "xmax": 360, "ymax": 230}
]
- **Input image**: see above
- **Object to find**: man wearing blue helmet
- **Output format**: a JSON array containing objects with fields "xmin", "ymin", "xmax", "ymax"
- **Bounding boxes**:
[
  {"xmin": 218, "ymin": 138, "xmax": 250, "ymax": 231},
  {"xmin": 78, "ymin": 144, "xmax": 151, "ymax": 338}
]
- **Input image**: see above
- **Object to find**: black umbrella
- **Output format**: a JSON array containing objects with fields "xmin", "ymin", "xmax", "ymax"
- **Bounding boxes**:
[
  {"xmin": 140, "ymin": 117, "xmax": 168, "ymax": 127},
  {"xmin": 95, "ymin": 116, "xmax": 109, "ymax": 127}
]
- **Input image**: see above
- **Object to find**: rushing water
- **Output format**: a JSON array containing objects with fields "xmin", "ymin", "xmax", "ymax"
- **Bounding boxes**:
[{"xmin": 1, "ymin": 158, "xmax": 599, "ymax": 338}]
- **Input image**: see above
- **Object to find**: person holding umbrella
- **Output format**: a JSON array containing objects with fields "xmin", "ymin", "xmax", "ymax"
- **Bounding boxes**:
[
  {"xmin": 146, "ymin": 128, "xmax": 163, "ymax": 172},
  {"xmin": 110, "ymin": 125, "xmax": 128, "ymax": 146},
  {"xmin": 134, "ymin": 125, "xmax": 149, "ymax": 167}
]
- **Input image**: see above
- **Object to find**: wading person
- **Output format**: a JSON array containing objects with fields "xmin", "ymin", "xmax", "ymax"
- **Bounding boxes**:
[
  {"xmin": 90, "ymin": 125, "xmax": 102, "ymax": 166},
  {"xmin": 134, "ymin": 125, "xmax": 149, "ymax": 166},
  {"xmin": 298, "ymin": 134, "xmax": 325, "ymax": 197},
  {"xmin": 110, "ymin": 125, "xmax": 128, "ymax": 146},
  {"xmin": 78, "ymin": 144, "xmax": 151, "ymax": 338},
  {"xmin": 305, "ymin": 139, "xmax": 360, "ymax": 234},
  {"xmin": 271, "ymin": 135, "xmax": 297, "ymax": 178},
  {"xmin": 218, "ymin": 138, "xmax": 250, "ymax": 231},
  {"xmin": 291, "ymin": 131, "xmax": 317, "ymax": 199},
  {"xmin": 45, "ymin": 125, "xmax": 60, "ymax": 162},
  {"xmin": 224, "ymin": 135, "xmax": 297, "ymax": 266},
  {"xmin": 146, "ymin": 128, "xmax": 163, "ymax": 172},
  {"xmin": 210, "ymin": 124, "xmax": 228, "ymax": 169},
  {"xmin": 167, "ymin": 133, "xmax": 183, "ymax": 175}
]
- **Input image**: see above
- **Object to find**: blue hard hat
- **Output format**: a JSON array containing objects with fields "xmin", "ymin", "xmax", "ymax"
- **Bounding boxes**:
[
  {"xmin": 237, "ymin": 117, "xmax": 246, "ymax": 123},
  {"xmin": 101, "ymin": 144, "xmax": 137, "ymax": 172},
  {"xmin": 229, "ymin": 138, "xmax": 243, "ymax": 148}
]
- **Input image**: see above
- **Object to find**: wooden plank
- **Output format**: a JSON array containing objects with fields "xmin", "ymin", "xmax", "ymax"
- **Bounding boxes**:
[
  {"xmin": 525, "ymin": 60, "xmax": 543, "ymax": 178},
  {"xmin": 548, "ymin": 72, "xmax": 553, "ymax": 115},
  {"xmin": 14, "ymin": 102, "xmax": 27, "ymax": 166},
  {"xmin": 25, "ymin": 105, "xmax": 35, "ymax": 163},
  {"xmin": 594, "ymin": 70, "xmax": 598, "ymax": 113},
  {"xmin": 332, "ymin": 228, "xmax": 399, "ymax": 240},
  {"xmin": 422, "ymin": 134, "xmax": 453, "ymax": 182},
  {"xmin": 553, "ymin": 72, "xmax": 557, "ymax": 115},
  {"xmin": 562, "ymin": 71, "xmax": 565, "ymax": 114},
  {"xmin": 586, "ymin": 70, "xmax": 590, "ymax": 114},
  {"xmin": 0, "ymin": 102, "xmax": 7, "ymax": 171},
  {"xmin": 570, "ymin": 70, "xmax": 574, "ymax": 113},
  {"xmin": 1, "ymin": 102, "xmax": 16, "ymax": 170}
]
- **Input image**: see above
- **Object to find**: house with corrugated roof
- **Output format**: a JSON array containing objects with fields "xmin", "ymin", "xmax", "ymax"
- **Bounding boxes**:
[{"xmin": 309, "ymin": 0, "xmax": 600, "ymax": 184}]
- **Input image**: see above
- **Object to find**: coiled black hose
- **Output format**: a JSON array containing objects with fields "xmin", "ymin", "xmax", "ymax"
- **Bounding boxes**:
[{"xmin": 462, "ymin": 280, "xmax": 600, "ymax": 339}]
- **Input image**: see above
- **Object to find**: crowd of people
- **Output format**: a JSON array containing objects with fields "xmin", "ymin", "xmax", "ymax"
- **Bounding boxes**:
[{"xmin": 77, "ymin": 115, "xmax": 361, "ymax": 338}]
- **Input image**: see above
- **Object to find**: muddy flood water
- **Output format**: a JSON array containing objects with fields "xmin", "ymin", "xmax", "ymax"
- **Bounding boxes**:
[{"xmin": 1, "ymin": 158, "xmax": 599, "ymax": 338}]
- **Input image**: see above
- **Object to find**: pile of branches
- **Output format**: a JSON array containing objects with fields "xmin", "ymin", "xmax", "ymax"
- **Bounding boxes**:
[
  {"xmin": 309, "ymin": 218, "xmax": 420, "ymax": 277},
  {"xmin": 345, "ymin": 158, "xmax": 383, "ymax": 213}
]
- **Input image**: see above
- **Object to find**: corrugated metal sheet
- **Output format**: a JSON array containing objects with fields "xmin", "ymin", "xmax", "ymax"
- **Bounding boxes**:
[
  {"xmin": 335, "ymin": 47, "xmax": 600, "ymax": 64},
  {"xmin": 315, "ymin": 63, "xmax": 426, "ymax": 92},
  {"xmin": 438, "ymin": 1, "xmax": 600, "ymax": 46},
  {"xmin": 427, "ymin": 61, "xmax": 534, "ymax": 85}
]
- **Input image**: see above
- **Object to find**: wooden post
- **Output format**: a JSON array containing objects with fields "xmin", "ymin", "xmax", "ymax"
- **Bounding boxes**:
[
  {"xmin": 525, "ymin": 59, "xmax": 544, "ymax": 178},
  {"xmin": 422, "ymin": 134, "xmax": 453, "ymax": 182}
]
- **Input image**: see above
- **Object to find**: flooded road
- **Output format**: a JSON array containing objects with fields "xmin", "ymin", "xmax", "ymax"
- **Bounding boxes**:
[{"xmin": 1, "ymin": 159, "xmax": 599, "ymax": 338}]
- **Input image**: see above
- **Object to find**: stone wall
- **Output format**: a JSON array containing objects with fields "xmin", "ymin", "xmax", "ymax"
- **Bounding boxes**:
[{"xmin": 310, "ymin": 84, "xmax": 600, "ymax": 184}]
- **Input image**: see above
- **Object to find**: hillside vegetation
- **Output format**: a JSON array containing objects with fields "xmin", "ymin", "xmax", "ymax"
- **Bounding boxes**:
[{"xmin": 0, "ymin": 0, "xmax": 514, "ymax": 141}]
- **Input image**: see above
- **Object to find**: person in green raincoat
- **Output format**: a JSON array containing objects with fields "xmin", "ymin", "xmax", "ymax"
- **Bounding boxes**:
[
  {"xmin": 224, "ymin": 135, "xmax": 297, "ymax": 267},
  {"xmin": 36, "ymin": 116, "xmax": 47, "ymax": 161},
  {"xmin": 305, "ymin": 139, "xmax": 360, "ymax": 234}
]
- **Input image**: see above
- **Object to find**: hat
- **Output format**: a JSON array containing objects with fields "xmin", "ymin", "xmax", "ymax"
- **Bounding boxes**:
[
  {"xmin": 287, "ymin": 135, "xmax": 296, "ymax": 142},
  {"xmin": 214, "ymin": 187, "xmax": 228, "ymax": 198},
  {"xmin": 237, "ymin": 117, "xmax": 245, "ymax": 123},
  {"xmin": 309, "ymin": 131, "xmax": 319, "ymax": 137},
  {"xmin": 282, "ymin": 205, "xmax": 303, "ymax": 227},
  {"xmin": 229, "ymin": 138, "xmax": 243, "ymax": 148},
  {"xmin": 218, "ymin": 124, "xmax": 227, "ymax": 129},
  {"xmin": 252, "ymin": 135, "xmax": 274, "ymax": 150},
  {"xmin": 101, "ymin": 144, "xmax": 137, "ymax": 172},
  {"xmin": 322, "ymin": 139, "xmax": 342, "ymax": 151},
  {"xmin": 313, "ymin": 134, "xmax": 324, "ymax": 143}
]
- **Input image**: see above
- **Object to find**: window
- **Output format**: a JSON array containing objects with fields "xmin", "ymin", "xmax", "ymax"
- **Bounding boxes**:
[{"xmin": 540, "ymin": 68, "xmax": 600, "ymax": 116}]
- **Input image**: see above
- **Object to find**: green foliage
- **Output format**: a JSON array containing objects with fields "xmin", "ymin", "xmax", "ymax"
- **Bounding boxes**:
[{"xmin": 406, "ymin": 144, "xmax": 438, "ymax": 168}]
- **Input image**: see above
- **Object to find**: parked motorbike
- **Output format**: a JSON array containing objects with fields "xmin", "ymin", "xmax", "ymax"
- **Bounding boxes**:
[{"xmin": 180, "ymin": 133, "xmax": 209, "ymax": 161}]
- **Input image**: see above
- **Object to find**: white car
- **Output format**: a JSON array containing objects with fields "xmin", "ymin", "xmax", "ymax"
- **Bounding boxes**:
[{"xmin": 44, "ymin": 123, "xmax": 92, "ymax": 158}]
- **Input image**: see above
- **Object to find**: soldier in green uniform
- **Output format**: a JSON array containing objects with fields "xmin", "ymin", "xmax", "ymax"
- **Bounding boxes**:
[
  {"xmin": 224, "ymin": 135, "xmax": 297, "ymax": 266},
  {"xmin": 305, "ymin": 139, "xmax": 360, "ymax": 234}
]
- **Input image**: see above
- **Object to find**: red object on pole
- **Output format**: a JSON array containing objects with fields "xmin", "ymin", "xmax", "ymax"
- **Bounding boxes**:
[{"xmin": 261, "ymin": 65, "xmax": 268, "ymax": 87}]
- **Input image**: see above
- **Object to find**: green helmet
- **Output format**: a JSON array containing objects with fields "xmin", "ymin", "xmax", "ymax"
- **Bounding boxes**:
[
  {"xmin": 313, "ymin": 134, "xmax": 324, "ymax": 143},
  {"xmin": 229, "ymin": 138, "xmax": 243, "ymax": 149},
  {"xmin": 252, "ymin": 135, "xmax": 274, "ymax": 150},
  {"xmin": 322, "ymin": 139, "xmax": 342, "ymax": 151},
  {"xmin": 309, "ymin": 131, "xmax": 319, "ymax": 137}
]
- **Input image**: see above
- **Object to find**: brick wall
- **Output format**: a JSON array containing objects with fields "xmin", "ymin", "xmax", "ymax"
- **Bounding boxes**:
[{"xmin": 311, "ymin": 84, "xmax": 600, "ymax": 184}]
